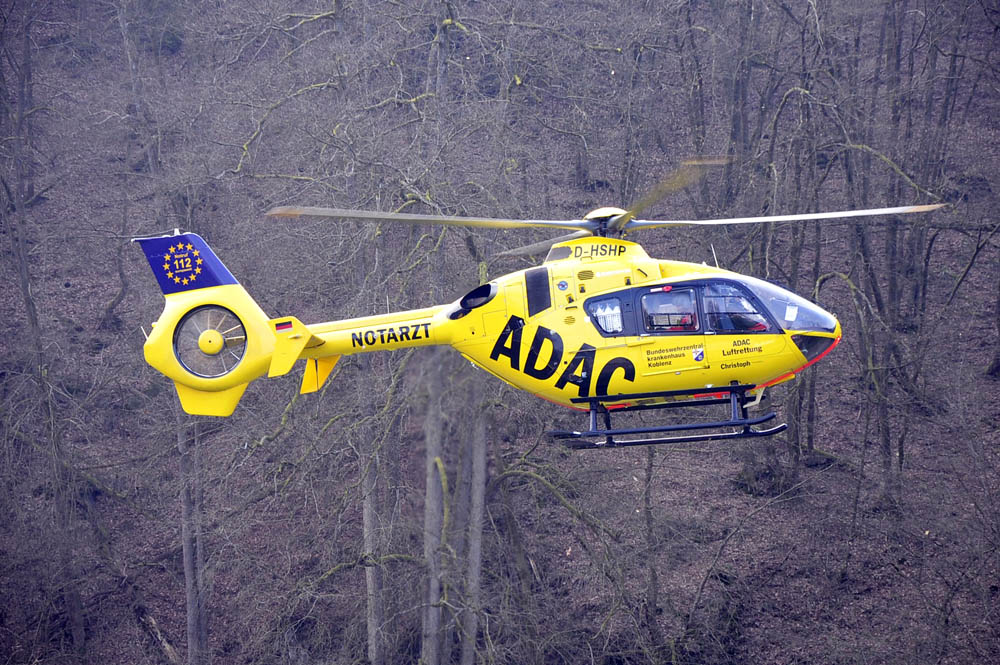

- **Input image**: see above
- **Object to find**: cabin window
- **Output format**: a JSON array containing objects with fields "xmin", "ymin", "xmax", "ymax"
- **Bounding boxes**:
[
  {"xmin": 586, "ymin": 297, "xmax": 625, "ymax": 334},
  {"xmin": 641, "ymin": 287, "xmax": 699, "ymax": 333},
  {"xmin": 703, "ymin": 282, "xmax": 771, "ymax": 332}
]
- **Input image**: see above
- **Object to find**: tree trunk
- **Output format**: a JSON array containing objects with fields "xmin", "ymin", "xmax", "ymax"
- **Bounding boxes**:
[
  {"xmin": 642, "ymin": 447, "xmax": 664, "ymax": 648},
  {"xmin": 362, "ymin": 429, "xmax": 386, "ymax": 665},
  {"xmin": 459, "ymin": 379, "xmax": 488, "ymax": 665},
  {"xmin": 722, "ymin": 0, "xmax": 756, "ymax": 208},
  {"xmin": 988, "ymin": 252, "xmax": 1000, "ymax": 378},
  {"xmin": 178, "ymin": 415, "xmax": 207, "ymax": 665},
  {"xmin": 8, "ymin": 15, "xmax": 42, "ymax": 372},
  {"xmin": 421, "ymin": 349, "xmax": 446, "ymax": 665},
  {"xmin": 6, "ymin": 13, "xmax": 86, "ymax": 659}
]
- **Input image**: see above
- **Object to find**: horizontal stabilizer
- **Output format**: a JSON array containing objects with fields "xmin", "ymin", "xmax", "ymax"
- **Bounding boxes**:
[
  {"xmin": 300, "ymin": 356, "xmax": 339, "ymax": 394},
  {"xmin": 174, "ymin": 382, "xmax": 248, "ymax": 417},
  {"xmin": 269, "ymin": 316, "xmax": 325, "ymax": 377}
]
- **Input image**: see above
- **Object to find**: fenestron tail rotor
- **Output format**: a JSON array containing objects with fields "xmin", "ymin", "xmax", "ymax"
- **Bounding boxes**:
[{"xmin": 173, "ymin": 305, "xmax": 247, "ymax": 378}]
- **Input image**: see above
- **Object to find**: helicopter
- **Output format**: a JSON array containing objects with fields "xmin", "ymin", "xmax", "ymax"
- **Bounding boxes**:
[{"xmin": 135, "ymin": 166, "xmax": 943, "ymax": 448}]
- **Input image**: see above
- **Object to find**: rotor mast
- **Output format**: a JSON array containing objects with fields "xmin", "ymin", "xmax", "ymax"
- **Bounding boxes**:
[{"xmin": 582, "ymin": 206, "xmax": 629, "ymax": 238}]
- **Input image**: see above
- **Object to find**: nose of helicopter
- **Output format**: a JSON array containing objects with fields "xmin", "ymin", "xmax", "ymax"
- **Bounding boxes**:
[
  {"xmin": 737, "ymin": 274, "xmax": 841, "ymax": 365},
  {"xmin": 777, "ymin": 293, "xmax": 840, "ymax": 364},
  {"xmin": 790, "ymin": 324, "xmax": 840, "ymax": 364}
]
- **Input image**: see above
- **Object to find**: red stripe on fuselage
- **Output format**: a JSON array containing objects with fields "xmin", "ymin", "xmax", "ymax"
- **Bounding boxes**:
[{"xmin": 755, "ymin": 334, "xmax": 841, "ymax": 391}]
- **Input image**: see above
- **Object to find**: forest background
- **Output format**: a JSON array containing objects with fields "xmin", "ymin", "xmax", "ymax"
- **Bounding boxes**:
[{"xmin": 1, "ymin": 1, "xmax": 998, "ymax": 664}]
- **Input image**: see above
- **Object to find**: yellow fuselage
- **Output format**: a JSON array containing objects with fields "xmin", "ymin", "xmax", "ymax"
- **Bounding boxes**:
[
  {"xmin": 281, "ymin": 237, "xmax": 840, "ymax": 410},
  {"xmin": 143, "ymin": 236, "xmax": 840, "ymax": 416}
]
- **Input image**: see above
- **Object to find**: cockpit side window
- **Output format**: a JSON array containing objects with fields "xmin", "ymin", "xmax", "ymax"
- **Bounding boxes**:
[
  {"xmin": 703, "ymin": 282, "xmax": 772, "ymax": 333},
  {"xmin": 586, "ymin": 297, "xmax": 625, "ymax": 334},
  {"xmin": 641, "ymin": 287, "xmax": 699, "ymax": 333},
  {"xmin": 740, "ymin": 275, "xmax": 838, "ymax": 333}
]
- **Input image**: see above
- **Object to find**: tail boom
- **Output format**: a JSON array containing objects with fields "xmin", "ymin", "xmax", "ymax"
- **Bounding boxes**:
[
  {"xmin": 304, "ymin": 305, "xmax": 451, "ymax": 355},
  {"xmin": 268, "ymin": 306, "xmax": 454, "ymax": 394},
  {"xmin": 136, "ymin": 231, "xmax": 460, "ymax": 416}
]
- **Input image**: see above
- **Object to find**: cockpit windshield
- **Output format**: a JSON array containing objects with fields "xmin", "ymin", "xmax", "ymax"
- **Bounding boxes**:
[{"xmin": 740, "ymin": 275, "xmax": 838, "ymax": 333}]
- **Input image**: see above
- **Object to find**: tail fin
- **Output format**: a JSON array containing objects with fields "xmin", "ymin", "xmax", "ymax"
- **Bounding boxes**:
[
  {"xmin": 135, "ymin": 231, "xmax": 239, "ymax": 295},
  {"xmin": 134, "ymin": 231, "xmax": 275, "ymax": 416}
]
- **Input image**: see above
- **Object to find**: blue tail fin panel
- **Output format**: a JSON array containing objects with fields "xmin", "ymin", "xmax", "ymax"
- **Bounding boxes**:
[{"xmin": 134, "ymin": 232, "xmax": 238, "ymax": 295}]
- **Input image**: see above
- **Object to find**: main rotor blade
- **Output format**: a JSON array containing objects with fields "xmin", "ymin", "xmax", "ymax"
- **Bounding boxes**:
[
  {"xmin": 268, "ymin": 206, "xmax": 597, "ymax": 233},
  {"xmin": 623, "ymin": 203, "xmax": 946, "ymax": 232},
  {"xmin": 496, "ymin": 230, "xmax": 594, "ymax": 258},
  {"xmin": 610, "ymin": 157, "xmax": 730, "ymax": 233}
]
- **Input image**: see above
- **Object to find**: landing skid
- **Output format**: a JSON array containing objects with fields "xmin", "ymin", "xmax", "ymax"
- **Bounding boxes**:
[{"xmin": 548, "ymin": 383, "xmax": 787, "ymax": 449}]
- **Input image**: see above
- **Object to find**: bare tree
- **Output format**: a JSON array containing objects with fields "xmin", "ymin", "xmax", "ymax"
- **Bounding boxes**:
[
  {"xmin": 458, "ymin": 377, "xmax": 488, "ymax": 665},
  {"xmin": 176, "ymin": 417, "xmax": 209, "ymax": 665}
]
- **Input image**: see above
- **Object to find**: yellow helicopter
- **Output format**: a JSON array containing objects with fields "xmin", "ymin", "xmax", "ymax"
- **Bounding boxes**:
[{"xmin": 135, "ymin": 168, "xmax": 942, "ymax": 447}]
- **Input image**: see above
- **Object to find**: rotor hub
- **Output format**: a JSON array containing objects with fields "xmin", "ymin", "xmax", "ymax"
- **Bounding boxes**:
[
  {"xmin": 584, "ymin": 206, "xmax": 628, "ymax": 237},
  {"xmin": 198, "ymin": 329, "xmax": 225, "ymax": 355}
]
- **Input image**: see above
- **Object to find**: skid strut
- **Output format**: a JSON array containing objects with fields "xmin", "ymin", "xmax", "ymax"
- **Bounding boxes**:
[{"xmin": 548, "ymin": 383, "xmax": 787, "ymax": 449}]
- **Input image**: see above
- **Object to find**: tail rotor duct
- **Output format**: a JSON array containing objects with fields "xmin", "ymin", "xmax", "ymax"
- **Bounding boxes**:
[{"xmin": 173, "ymin": 305, "xmax": 247, "ymax": 378}]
